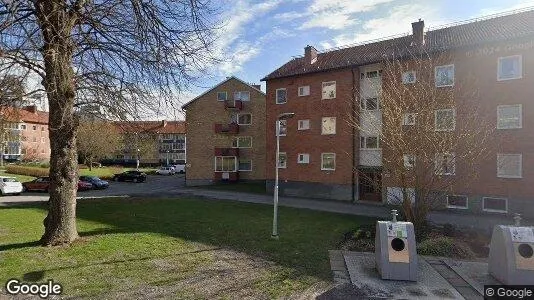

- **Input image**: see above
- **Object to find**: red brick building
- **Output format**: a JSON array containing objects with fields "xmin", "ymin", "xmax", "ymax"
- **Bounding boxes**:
[{"xmin": 262, "ymin": 9, "xmax": 534, "ymax": 217}]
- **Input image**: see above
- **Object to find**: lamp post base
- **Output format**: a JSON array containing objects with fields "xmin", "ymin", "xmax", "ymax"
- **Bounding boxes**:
[{"xmin": 271, "ymin": 234, "xmax": 279, "ymax": 240}]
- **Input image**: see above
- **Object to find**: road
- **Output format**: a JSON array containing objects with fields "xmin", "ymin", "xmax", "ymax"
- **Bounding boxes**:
[{"xmin": 0, "ymin": 174, "xmax": 186, "ymax": 204}]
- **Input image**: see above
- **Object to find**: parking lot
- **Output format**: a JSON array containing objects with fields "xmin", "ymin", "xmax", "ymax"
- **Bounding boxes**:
[{"xmin": 0, "ymin": 174, "xmax": 186, "ymax": 204}]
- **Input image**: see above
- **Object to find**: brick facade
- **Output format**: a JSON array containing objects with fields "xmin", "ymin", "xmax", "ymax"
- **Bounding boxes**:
[{"xmin": 183, "ymin": 77, "xmax": 266, "ymax": 185}]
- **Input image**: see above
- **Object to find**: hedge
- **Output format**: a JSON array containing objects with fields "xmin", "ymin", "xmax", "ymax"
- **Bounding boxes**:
[{"xmin": 5, "ymin": 165, "xmax": 49, "ymax": 177}]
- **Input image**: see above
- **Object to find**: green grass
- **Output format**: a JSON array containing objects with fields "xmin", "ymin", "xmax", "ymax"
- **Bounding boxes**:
[
  {"xmin": 0, "ymin": 197, "xmax": 373, "ymax": 298},
  {"xmin": 4, "ymin": 165, "xmax": 156, "ymax": 180},
  {"xmin": 201, "ymin": 182, "xmax": 268, "ymax": 194},
  {"xmin": 0, "ymin": 170, "xmax": 36, "ymax": 183}
]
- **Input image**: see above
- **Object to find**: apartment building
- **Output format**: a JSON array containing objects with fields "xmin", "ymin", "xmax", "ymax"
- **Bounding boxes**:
[
  {"xmin": 107, "ymin": 120, "xmax": 186, "ymax": 166},
  {"xmin": 0, "ymin": 105, "xmax": 50, "ymax": 161},
  {"xmin": 182, "ymin": 76, "xmax": 266, "ymax": 185},
  {"xmin": 262, "ymin": 8, "xmax": 534, "ymax": 217}
]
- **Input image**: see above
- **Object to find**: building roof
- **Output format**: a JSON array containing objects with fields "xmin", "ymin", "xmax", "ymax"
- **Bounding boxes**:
[
  {"xmin": 181, "ymin": 76, "xmax": 265, "ymax": 110},
  {"xmin": 262, "ymin": 8, "xmax": 534, "ymax": 81},
  {"xmin": 0, "ymin": 105, "xmax": 49, "ymax": 125},
  {"xmin": 113, "ymin": 120, "xmax": 186, "ymax": 134}
]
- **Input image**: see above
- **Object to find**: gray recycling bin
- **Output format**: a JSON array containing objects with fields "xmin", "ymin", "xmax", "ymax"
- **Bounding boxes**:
[
  {"xmin": 375, "ymin": 213, "xmax": 418, "ymax": 281},
  {"xmin": 489, "ymin": 225, "xmax": 534, "ymax": 285}
]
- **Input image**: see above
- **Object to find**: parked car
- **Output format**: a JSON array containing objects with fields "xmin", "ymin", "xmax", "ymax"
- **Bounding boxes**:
[
  {"xmin": 172, "ymin": 164, "xmax": 186, "ymax": 174},
  {"xmin": 77, "ymin": 180, "xmax": 93, "ymax": 191},
  {"xmin": 79, "ymin": 176, "xmax": 109, "ymax": 189},
  {"xmin": 23, "ymin": 177, "xmax": 50, "ymax": 192},
  {"xmin": 0, "ymin": 176, "xmax": 23, "ymax": 195},
  {"xmin": 156, "ymin": 166, "xmax": 175, "ymax": 175},
  {"xmin": 112, "ymin": 170, "xmax": 147, "ymax": 183}
]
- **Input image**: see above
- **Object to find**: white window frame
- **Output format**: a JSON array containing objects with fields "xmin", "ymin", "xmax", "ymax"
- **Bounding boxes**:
[
  {"xmin": 234, "ymin": 91, "xmax": 250, "ymax": 101},
  {"xmin": 298, "ymin": 86, "xmax": 310, "ymax": 96},
  {"xmin": 497, "ymin": 55, "xmax": 522, "ymax": 81},
  {"xmin": 435, "ymin": 64, "xmax": 455, "ymax": 87},
  {"xmin": 321, "ymin": 117, "xmax": 336, "ymax": 135},
  {"xmin": 497, "ymin": 104, "xmax": 522, "ymax": 129},
  {"xmin": 434, "ymin": 153, "xmax": 456, "ymax": 176},
  {"xmin": 402, "ymin": 71, "xmax": 416, "ymax": 84},
  {"xmin": 237, "ymin": 113, "xmax": 252, "ymax": 126},
  {"xmin": 277, "ymin": 119, "xmax": 287, "ymax": 137},
  {"xmin": 297, "ymin": 119, "xmax": 310, "ymax": 130},
  {"xmin": 278, "ymin": 152, "xmax": 287, "ymax": 169},
  {"xmin": 446, "ymin": 195, "xmax": 469, "ymax": 209},
  {"xmin": 434, "ymin": 109, "xmax": 456, "ymax": 131},
  {"xmin": 403, "ymin": 154, "xmax": 415, "ymax": 169},
  {"xmin": 217, "ymin": 91, "xmax": 227, "ymax": 101},
  {"xmin": 321, "ymin": 81, "xmax": 336, "ymax": 100},
  {"xmin": 321, "ymin": 153, "xmax": 336, "ymax": 171},
  {"xmin": 482, "ymin": 197, "xmax": 508, "ymax": 213},
  {"xmin": 297, "ymin": 153, "xmax": 310, "ymax": 164},
  {"xmin": 276, "ymin": 88, "xmax": 287, "ymax": 104},
  {"xmin": 360, "ymin": 136, "xmax": 380, "ymax": 149},
  {"xmin": 214, "ymin": 156, "xmax": 237, "ymax": 172},
  {"xmin": 497, "ymin": 153, "xmax": 522, "ymax": 178},
  {"xmin": 238, "ymin": 159, "xmax": 252, "ymax": 172},
  {"xmin": 402, "ymin": 113, "xmax": 416, "ymax": 126},
  {"xmin": 233, "ymin": 136, "xmax": 252, "ymax": 149}
]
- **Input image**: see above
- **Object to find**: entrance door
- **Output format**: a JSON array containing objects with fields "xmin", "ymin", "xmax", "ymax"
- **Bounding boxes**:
[{"xmin": 359, "ymin": 170, "xmax": 382, "ymax": 202}]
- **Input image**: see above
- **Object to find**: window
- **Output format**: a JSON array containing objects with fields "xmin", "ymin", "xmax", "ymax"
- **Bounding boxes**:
[
  {"xmin": 276, "ymin": 88, "xmax": 287, "ymax": 104},
  {"xmin": 402, "ymin": 113, "xmax": 416, "ymax": 126},
  {"xmin": 238, "ymin": 159, "xmax": 252, "ymax": 171},
  {"xmin": 297, "ymin": 153, "xmax": 310, "ymax": 164},
  {"xmin": 277, "ymin": 119, "xmax": 287, "ymax": 136},
  {"xmin": 234, "ymin": 91, "xmax": 250, "ymax": 101},
  {"xmin": 214, "ymin": 156, "xmax": 237, "ymax": 172},
  {"xmin": 298, "ymin": 119, "xmax": 310, "ymax": 130},
  {"xmin": 360, "ymin": 136, "xmax": 379, "ymax": 149},
  {"xmin": 435, "ymin": 153, "xmax": 455, "ymax": 175},
  {"xmin": 435, "ymin": 64, "xmax": 454, "ymax": 87},
  {"xmin": 32, "ymin": 125, "xmax": 37, "ymax": 130},
  {"xmin": 237, "ymin": 114, "xmax": 252, "ymax": 125},
  {"xmin": 298, "ymin": 86, "xmax": 310, "ymax": 96},
  {"xmin": 322, "ymin": 81, "xmax": 336, "ymax": 99},
  {"xmin": 497, "ymin": 154, "xmax": 522, "ymax": 178},
  {"xmin": 361, "ymin": 70, "xmax": 382, "ymax": 79},
  {"xmin": 232, "ymin": 136, "xmax": 252, "ymax": 148},
  {"xmin": 20, "ymin": 124, "xmax": 26, "ymax": 130},
  {"xmin": 483, "ymin": 197, "xmax": 507, "ymax": 213},
  {"xmin": 161, "ymin": 144, "xmax": 171, "ymax": 151},
  {"xmin": 498, "ymin": 55, "xmax": 522, "ymax": 81},
  {"xmin": 321, "ymin": 117, "xmax": 336, "ymax": 135},
  {"xmin": 403, "ymin": 154, "xmax": 415, "ymax": 169},
  {"xmin": 447, "ymin": 195, "xmax": 468, "ymax": 209},
  {"xmin": 321, "ymin": 153, "xmax": 335, "ymax": 170},
  {"xmin": 434, "ymin": 109, "xmax": 455, "ymax": 131},
  {"xmin": 497, "ymin": 105, "xmax": 522, "ymax": 129},
  {"xmin": 41, "ymin": 137, "xmax": 45, "ymax": 143},
  {"xmin": 217, "ymin": 92, "xmax": 227, "ymax": 101},
  {"xmin": 172, "ymin": 142, "xmax": 184, "ymax": 150},
  {"xmin": 278, "ymin": 152, "xmax": 287, "ymax": 168},
  {"xmin": 361, "ymin": 97, "xmax": 379, "ymax": 110},
  {"xmin": 402, "ymin": 71, "xmax": 416, "ymax": 84}
]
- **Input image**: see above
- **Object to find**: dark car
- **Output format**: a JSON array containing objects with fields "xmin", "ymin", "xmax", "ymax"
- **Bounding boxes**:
[
  {"xmin": 23, "ymin": 177, "xmax": 93, "ymax": 192},
  {"xmin": 112, "ymin": 170, "xmax": 147, "ymax": 183},
  {"xmin": 79, "ymin": 176, "xmax": 109, "ymax": 189}
]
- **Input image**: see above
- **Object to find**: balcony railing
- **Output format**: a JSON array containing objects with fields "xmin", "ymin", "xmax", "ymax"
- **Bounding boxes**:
[
  {"xmin": 224, "ymin": 100, "xmax": 243, "ymax": 110},
  {"xmin": 214, "ymin": 147, "xmax": 239, "ymax": 156},
  {"xmin": 214, "ymin": 123, "xmax": 239, "ymax": 134},
  {"xmin": 214, "ymin": 171, "xmax": 239, "ymax": 182}
]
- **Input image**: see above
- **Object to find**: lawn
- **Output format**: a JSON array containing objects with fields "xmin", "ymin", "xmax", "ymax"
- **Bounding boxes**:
[
  {"xmin": 201, "ymin": 181, "xmax": 268, "ymax": 194},
  {"xmin": 0, "ymin": 197, "xmax": 373, "ymax": 298},
  {"xmin": 0, "ymin": 169, "xmax": 36, "ymax": 183},
  {"xmin": 2, "ymin": 165, "xmax": 156, "ymax": 181}
]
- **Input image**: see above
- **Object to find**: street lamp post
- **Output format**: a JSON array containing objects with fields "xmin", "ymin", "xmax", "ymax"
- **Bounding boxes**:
[
  {"xmin": 166, "ymin": 150, "xmax": 169, "ymax": 166},
  {"xmin": 136, "ymin": 148, "xmax": 140, "ymax": 170},
  {"xmin": 272, "ymin": 112, "xmax": 295, "ymax": 239}
]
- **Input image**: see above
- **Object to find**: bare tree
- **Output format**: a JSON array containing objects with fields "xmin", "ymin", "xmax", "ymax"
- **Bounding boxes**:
[
  {"xmin": 349, "ymin": 48, "xmax": 494, "ymax": 233},
  {"xmin": 0, "ymin": 0, "xmax": 219, "ymax": 245},
  {"xmin": 77, "ymin": 121, "xmax": 122, "ymax": 170}
]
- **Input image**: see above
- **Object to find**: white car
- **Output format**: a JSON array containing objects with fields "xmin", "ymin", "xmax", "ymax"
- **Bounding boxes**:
[
  {"xmin": 156, "ymin": 166, "xmax": 175, "ymax": 175},
  {"xmin": 172, "ymin": 164, "xmax": 186, "ymax": 174},
  {"xmin": 0, "ymin": 176, "xmax": 23, "ymax": 195}
]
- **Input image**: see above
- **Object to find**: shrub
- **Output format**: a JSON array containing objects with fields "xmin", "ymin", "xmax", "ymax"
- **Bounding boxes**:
[
  {"xmin": 417, "ymin": 236, "xmax": 476, "ymax": 259},
  {"xmin": 5, "ymin": 165, "xmax": 49, "ymax": 177}
]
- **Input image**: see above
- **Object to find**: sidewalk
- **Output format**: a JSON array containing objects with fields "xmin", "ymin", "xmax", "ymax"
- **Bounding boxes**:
[{"xmin": 174, "ymin": 188, "xmax": 522, "ymax": 231}]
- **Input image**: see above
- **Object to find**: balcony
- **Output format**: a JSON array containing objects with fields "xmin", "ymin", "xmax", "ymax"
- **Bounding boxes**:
[
  {"xmin": 214, "ymin": 171, "xmax": 239, "ymax": 182},
  {"xmin": 214, "ymin": 147, "xmax": 239, "ymax": 156},
  {"xmin": 214, "ymin": 123, "xmax": 239, "ymax": 134},
  {"xmin": 224, "ymin": 100, "xmax": 243, "ymax": 110},
  {"xmin": 359, "ymin": 149, "xmax": 382, "ymax": 166}
]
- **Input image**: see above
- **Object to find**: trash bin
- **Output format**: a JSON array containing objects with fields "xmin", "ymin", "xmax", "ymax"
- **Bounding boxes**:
[
  {"xmin": 375, "ymin": 210, "xmax": 418, "ymax": 281},
  {"xmin": 489, "ymin": 223, "xmax": 534, "ymax": 285}
]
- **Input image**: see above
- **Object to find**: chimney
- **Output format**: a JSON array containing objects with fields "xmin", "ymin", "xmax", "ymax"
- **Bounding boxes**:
[
  {"xmin": 24, "ymin": 105, "xmax": 38, "ymax": 114},
  {"xmin": 411, "ymin": 19, "xmax": 425, "ymax": 46},
  {"xmin": 252, "ymin": 84, "xmax": 261, "ymax": 90},
  {"xmin": 304, "ymin": 45, "xmax": 318, "ymax": 64},
  {"xmin": 161, "ymin": 120, "xmax": 167, "ymax": 127}
]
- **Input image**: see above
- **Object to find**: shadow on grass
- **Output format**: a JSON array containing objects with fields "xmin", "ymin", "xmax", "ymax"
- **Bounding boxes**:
[
  {"xmin": 0, "ymin": 240, "xmax": 41, "ymax": 251},
  {"xmin": 3, "ymin": 197, "xmax": 373, "ymax": 280}
]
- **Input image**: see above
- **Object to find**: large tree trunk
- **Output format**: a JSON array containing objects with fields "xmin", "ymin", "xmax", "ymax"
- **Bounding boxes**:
[{"xmin": 35, "ymin": 0, "xmax": 79, "ymax": 246}]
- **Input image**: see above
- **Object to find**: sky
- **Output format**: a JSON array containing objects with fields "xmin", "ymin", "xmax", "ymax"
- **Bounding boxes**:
[{"xmin": 163, "ymin": 0, "xmax": 534, "ymax": 121}]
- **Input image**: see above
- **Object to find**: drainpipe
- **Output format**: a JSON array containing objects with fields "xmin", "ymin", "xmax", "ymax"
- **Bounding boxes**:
[{"xmin": 351, "ymin": 67, "xmax": 357, "ymax": 203}]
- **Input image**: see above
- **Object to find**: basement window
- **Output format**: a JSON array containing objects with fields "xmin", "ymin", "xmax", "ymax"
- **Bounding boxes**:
[
  {"xmin": 447, "ymin": 195, "xmax": 468, "ymax": 209},
  {"xmin": 483, "ymin": 197, "xmax": 507, "ymax": 213}
]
